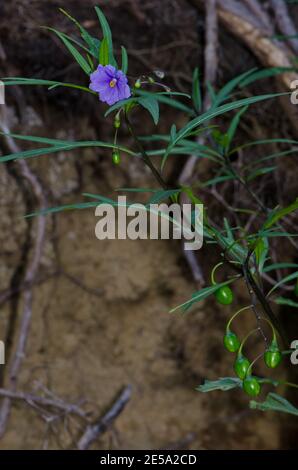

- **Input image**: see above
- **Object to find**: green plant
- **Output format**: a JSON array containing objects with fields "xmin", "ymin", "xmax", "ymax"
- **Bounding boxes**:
[{"xmin": 1, "ymin": 6, "xmax": 298, "ymax": 416}]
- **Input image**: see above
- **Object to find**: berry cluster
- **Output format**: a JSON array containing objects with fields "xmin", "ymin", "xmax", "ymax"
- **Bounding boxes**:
[
  {"xmin": 212, "ymin": 262, "xmax": 284, "ymax": 397},
  {"xmin": 218, "ymin": 293, "xmax": 283, "ymax": 397}
]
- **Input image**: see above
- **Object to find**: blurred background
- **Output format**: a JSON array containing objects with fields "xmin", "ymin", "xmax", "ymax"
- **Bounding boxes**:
[{"xmin": 0, "ymin": 0, "xmax": 298, "ymax": 450}]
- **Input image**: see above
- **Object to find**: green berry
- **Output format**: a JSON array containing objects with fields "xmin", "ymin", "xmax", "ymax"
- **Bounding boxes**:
[
  {"xmin": 223, "ymin": 331, "xmax": 240, "ymax": 353},
  {"xmin": 114, "ymin": 117, "xmax": 121, "ymax": 129},
  {"xmin": 264, "ymin": 349, "xmax": 282, "ymax": 369},
  {"xmin": 112, "ymin": 151, "xmax": 121, "ymax": 165},
  {"xmin": 243, "ymin": 376, "xmax": 261, "ymax": 397},
  {"xmin": 215, "ymin": 286, "xmax": 234, "ymax": 305},
  {"xmin": 134, "ymin": 79, "xmax": 141, "ymax": 89},
  {"xmin": 234, "ymin": 355, "xmax": 250, "ymax": 380}
]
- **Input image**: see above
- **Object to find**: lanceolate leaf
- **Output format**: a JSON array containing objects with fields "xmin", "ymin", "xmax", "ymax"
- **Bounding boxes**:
[
  {"xmin": 246, "ymin": 165, "xmax": 277, "ymax": 182},
  {"xmin": 192, "ymin": 67, "xmax": 202, "ymax": 113},
  {"xmin": 0, "ymin": 136, "xmax": 136, "ymax": 164},
  {"xmin": 44, "ymin": 27, "xmax": 92, "ymax": 74},
  {"xmin": 197, "ymin": 377, "xmax": 242, "ymax": 392},
  {"xmin": 263, "ymin": 263, "xmax": 298, "ymax": 273},
  {"xmin": 263, "ymin": 199, "xmax": 298, "ymax": 230},
  {"xmin": 99, "ymin": 36, "xmax": 109, "ymax": 65},
  {"xmin": 239, "ymin": 67, "xmax": 296, "ymax": 88},
  {"xmin": 250, "ymin": 393, "xmax": 298, "ymax": 416},
  {"xmin": 212, "ymin": 68, "xmax": 258, "ymax": 107},
  {"xmin": 161, "ymin": 91, "xmax": 289, "ymax": 170},
  {"xmin": 226, "ymin": 106, "xmax": 248, "ymax": 154},
  {"xmin": 94, "ymin": 6, "xmax": 117, "ymax": 67},
  {"xmin": 274, "ymin": 297, "xmax": 298, "ymax": 308},
  {"xmin": 0, "ymin": 77, "xmax": 95, "ymax": 94},
  {"xmin": 170, "ymin": 278, "xmax": 237, "ymax": 313},
  {"xmin": 254, "ymin": 237, "xmax": 269, "ymax": 272},
  {"xmin": 138, "ymin": 97, "xmax": 160, "ymax": 125},
  {"xmin": 267, "ymin": 271, "xmax": 298, "ymax": 297},
  {"xmin": 59, "ymin": 8, "xmax": 100, "ymax": 58},
  {"xmin": 121, "ymin": 46, "xmax": 128, "ymax": 74}
]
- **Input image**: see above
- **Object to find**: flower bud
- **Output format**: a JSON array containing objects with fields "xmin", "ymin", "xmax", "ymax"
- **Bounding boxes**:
[
  {"xmin": 114, "ymin": 116, "xmax": 121, "ymax": 129},
  {"xmin": 112, "ymin": 150, "xmax": 121, "ymax": 165}
]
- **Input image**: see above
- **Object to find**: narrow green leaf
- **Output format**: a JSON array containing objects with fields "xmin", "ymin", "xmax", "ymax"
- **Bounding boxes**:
[
  {"xmin": 94, "ymin": 6, "xmax": 117, "ymax": 67},
  {"xmin": 197, "ymin": 377, "xmax": 242, "ymax": 393},
  {"xmin": 59, "ymin": 8, "xmax": 100, "ymax": 58},
  {"xmin": 26, "ymin": 201, "xmax": 100, "ymax": 218},
  {"xmin": 254, "ymin": 237, "xmax": 269, "ymax": 272},
  {"xmin": 267, "ymin": 271, "xmax": 298, "ymax": 297},
  {"xmin": 99, "ymin": 36, "xmax": 109, "ymax": 65},
  {"xmin": 135, "ymin": 90, "xmax": 194, "ymax": 115},
  {"xmin": 121, "ymin": 46, "xmax": 128, "ymax": 74},
  {"xmin": 44, "ymin": 27, "xmax": 91, "ymax": 74},
  {"xmin": 161, "ymin": 91, "xmax": 289, "ymax": 170},
  {"xmin": 192, "ymin": 67, "xmax": 202, "ymax": 113},
  {"xmin": 170, "ymin": 278, "xmax": 236, "ymax": 313},
  {"xmin": 263, "ymin": 263, "xmax": 298, "ymax": 273},
  {"xmin": 170, "ymin": 125, "xmax": 177, "ymax": 142},
  {"xmin": 240, "ymin": 67, "xmax": 296, "ymax": 88},
  {"xmin": 226, "ymin": 106, "xmax": 248, "ymax": 154},
  {"xmin": 274, "ymin": 297, "xmax": 298, "ymax": 308},
  {"xmin": 246, "ymin": 165, "xmax": 277, "ymax": 182},
  {"xmin": 0, "ymin": 139, "xmax": 136, "ymax": 164},
  {"xmin": 138, "ymin": 97, "xmax": 159, "ymax": 125},
  {"xmin": 1, "ymin": 77, "xmax": 95, "ymax": 94},
  {"xmin": 104, "ymin": 97, "xmax": 137, "ymax": 116},
  {"xmin": 213, "ymin": 68, "xmax": 258, "ymax": 107},
  {"xmin": 147, "ymin": 189, "xmax": 181, "ymax": 204},
  {"xmin": 250, "ymin": 393, "xmax": 298, "ymax": 416},
  {"xmin": 264, "ymin": 199, "xmax": 298, "ymax": 229}
]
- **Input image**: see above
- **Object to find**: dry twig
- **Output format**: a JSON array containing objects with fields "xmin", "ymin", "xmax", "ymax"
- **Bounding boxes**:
[
  {"xmin": 77, "ymin": 385, "xmax": 132, "ymax": 450},
  {"xmin": 0, "ymin": 106, "xmax": 47, "ymax": 437}
]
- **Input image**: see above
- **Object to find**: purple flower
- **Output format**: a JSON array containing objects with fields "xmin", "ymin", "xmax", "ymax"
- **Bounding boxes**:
[{"xmin": 89, "ymin": 65, "xmax": 131, "ymax": 106}]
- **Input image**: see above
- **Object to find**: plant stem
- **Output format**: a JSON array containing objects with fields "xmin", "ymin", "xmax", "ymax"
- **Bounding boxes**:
[
  {"xmin": 227, "ymin": 305, "xmax": 253, "ymax": 331},
  {"xmin": 125, "ymin": 113, "xmax": 169, "ymax": 190}
]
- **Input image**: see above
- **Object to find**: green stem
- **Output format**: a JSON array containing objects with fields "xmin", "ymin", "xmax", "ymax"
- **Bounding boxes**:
[
  {"xmin": 125, "ymin": 112, "xmax": 168, "ymax": 190},
  {"xmin": 211, "ymin": 262, "xmax": 224, "ymax": 285},
  {"xmin": 238, "ymin": 328, "xmax": 259, "ymax": 356},
  {"xmin": 226, "ymin": 305, "xmax": 253, "ymax": 332},
  {"xmin": 279, "ymin": 380, "xmax": 298, "ymax": 389},
  {"xmin": 260, "ymin": 317, "xmax": 277, "ymax": 344},
  {"xmin": 246, "ymin": 353, "xmax": 263, "ymax": 377},
  {"xmin": 211, "ymin": 260, "xmax": 241, "ymax": 285}
]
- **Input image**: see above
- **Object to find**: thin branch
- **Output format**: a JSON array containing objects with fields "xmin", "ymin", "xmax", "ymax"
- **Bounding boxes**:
[
  {"xmin": 243, "ymin": 0, "xmax": 273, "ymax": 34},
  {"xmin": 0, "ymin": 388, "xmax": 87, "ymax": 419},
  {"xmin": 179, "ymin": 0, "xmax": 218, "ymax": 185},
  {"xmin": 270, "ymin": 0, "xmax": 298, "ymax": 55},
  {"xmin": 0, "ymin": 106, "xmax": 47, "ymax": 438},
  {"xmin": 77, "ymin": 385, "xmax": 132, "ymax": 450}
]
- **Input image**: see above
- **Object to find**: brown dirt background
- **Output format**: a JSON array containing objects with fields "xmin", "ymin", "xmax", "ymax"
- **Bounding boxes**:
[{"xmin": 0, "ymin": 0, "xmax": 297, "ymax": 449}]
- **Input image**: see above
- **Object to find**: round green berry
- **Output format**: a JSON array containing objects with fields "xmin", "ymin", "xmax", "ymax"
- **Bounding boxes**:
[
  {"xmin": 114, "ymin": 117, "xmax": 121, "ymax": 129},
  {"xmin": 234, "ymin": 355, "xmax": 250, "ymax": 380},
  {"xmin": 243, "ymin": 376, "xmax": 261, "ymax": 397},
  {"xmin": 112, "ymin": 151, "xmax": 121, "ymax": 165},
  {"xmin": 223, "ymin": 331, "xmax": 240, "ymax": 353},
  {"xmin": 215, "ymin": 286, "xmax": 234, "ymax": 305}
]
